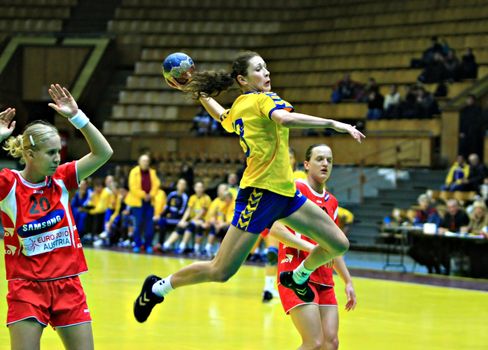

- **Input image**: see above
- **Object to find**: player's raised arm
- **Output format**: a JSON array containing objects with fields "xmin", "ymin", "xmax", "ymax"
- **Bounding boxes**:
[
  {"xmin": 0, "ymin": 108, "xmax": 16, "ymax": 142},
  {"xmin": 270, "ymin": 109, "xmax": 365, "ymax": 143},
  {"xmin": 48, "ymin": 84, "xmax": 113, "ymax": 181}
]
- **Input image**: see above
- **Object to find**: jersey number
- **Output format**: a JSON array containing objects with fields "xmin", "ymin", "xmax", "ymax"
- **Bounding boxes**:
[
  {"xmin": 234, "ymin": 118, "xmax": 250, "ymax": 157},
  {"xmin": 29, "ymin": 196, "xmax": 51, "ymax": 214}
]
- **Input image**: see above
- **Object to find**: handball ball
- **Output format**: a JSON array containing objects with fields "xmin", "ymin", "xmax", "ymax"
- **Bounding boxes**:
[{"xmin": 162, "ymin": 52, "xmax": 195, "ymax": 88}]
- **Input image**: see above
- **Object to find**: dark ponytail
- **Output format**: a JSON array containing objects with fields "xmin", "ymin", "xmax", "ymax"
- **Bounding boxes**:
[
  {"xmin": 186, "ymin": 51, "xmax": 260, "ymax": 99},
  {"xmin": 186, "ymin": 70, "xmax": 234, "ymax": 99}
]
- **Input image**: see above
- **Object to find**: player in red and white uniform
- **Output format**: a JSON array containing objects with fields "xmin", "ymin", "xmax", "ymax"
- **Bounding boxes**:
[
  {"xmin": 271, "ymin": 144, "xmax": 357, "ymax": 350},
  {"xmin": 0, "ymin": 84, "xmax": 113, "ymax": 350}
]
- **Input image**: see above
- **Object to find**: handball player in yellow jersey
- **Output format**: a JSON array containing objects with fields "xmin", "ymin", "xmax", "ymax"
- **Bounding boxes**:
[{"xmin": 134, "ymin": 51, "xmax": 365, "ymax": 323}]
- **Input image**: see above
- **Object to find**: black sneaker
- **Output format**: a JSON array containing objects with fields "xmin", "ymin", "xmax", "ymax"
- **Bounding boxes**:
[
  {"xmin": 262, "ymin": 290, "xmax": 274, "ymax": 303},
  {"xmin": 279, "ymin": 271, "xmax": 315, "ymax": 302},
  {"xmin": 133, "ymin": 275, "xmax": 165, "ymax": 323}
]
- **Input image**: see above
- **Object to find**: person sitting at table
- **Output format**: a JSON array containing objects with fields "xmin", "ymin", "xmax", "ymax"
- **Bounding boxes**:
[
  {"xmin": 438, "ymin": 199, "xmax": 470, "ymax": 234},
  {"xmin": 413, "ymin": 194, "xmax": 441, "ymax": 227},
  {"xmin": 383, "ymin": 207, "xmax": 413, "ymax": 228},
  {"xmin": 461, "ymin": 200, "xmax": 488, "ymax": 236}
]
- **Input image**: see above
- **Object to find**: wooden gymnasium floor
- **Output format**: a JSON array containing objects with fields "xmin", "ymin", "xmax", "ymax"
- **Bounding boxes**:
[{"xmin": 1, "ymin": 248, "xmax": 487, "ymax": 350}]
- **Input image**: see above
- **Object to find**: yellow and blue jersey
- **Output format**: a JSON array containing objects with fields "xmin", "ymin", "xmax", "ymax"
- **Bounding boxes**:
[
  {"xmin": 221, "ymin": 92, "xmax": 295, "ymax": 197},
  {"xmin": 188, "ymin": 194, "xmax": 212, "ymax": 219}
]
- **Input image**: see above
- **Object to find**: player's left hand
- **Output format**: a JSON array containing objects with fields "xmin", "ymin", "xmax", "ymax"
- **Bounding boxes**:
[
  {"xmin": 48, "ymin": 84, "xmax": 78, "ymax": 118},
  {"xmin": 333, "ymin": 121, "xmax": 365, "ymax": 143},
  {"xmin": 344, "ymin": 282, "xmax": 357, "ymax": 311},
  {"xmin": 345, "ymin": 124, "xmax": 365, "ymax": 143}
]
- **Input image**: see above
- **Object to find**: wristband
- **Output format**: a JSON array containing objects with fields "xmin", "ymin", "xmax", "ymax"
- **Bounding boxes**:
[{"xmin": 68, "ymin": 109, "xmax": 90, "ymax": 129}]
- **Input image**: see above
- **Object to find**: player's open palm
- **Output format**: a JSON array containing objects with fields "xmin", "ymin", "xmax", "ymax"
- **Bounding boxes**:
[
  {"xmin": 48, "ymin": 84, "xmax": 78, "ymax": 118},
  {"xmin": 0, "ymin": 107, "xmax": 16, "ymax": 140}
]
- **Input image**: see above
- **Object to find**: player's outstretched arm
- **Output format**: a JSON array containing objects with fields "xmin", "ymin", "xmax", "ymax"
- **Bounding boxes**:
[
  {"xmin": 48, "ymin": 84, "xmax": 113, "ymax": 181},
  {"xmin": 270, "ymin": 109, "xmax": 365, "ymax": 143},
  {"xmin": 0, "ymin": 108, "xmax": 16, "ymax": 143},
  {"xmin": 333, "ymin": 256, "xmax": 357, "ymax": 311}
]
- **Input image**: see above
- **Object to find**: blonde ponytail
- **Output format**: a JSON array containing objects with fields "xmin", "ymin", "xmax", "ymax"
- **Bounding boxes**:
[
  {"xmin": 3, "ymin": 135, "xmax": 24, "ymax": 162},
  {"xmin": 2, "ymin": 120, "xmax": 58, "ymax": 164}
]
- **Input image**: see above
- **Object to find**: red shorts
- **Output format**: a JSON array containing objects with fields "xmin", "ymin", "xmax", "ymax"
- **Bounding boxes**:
[
  {"xmin": 6, "ymin": 276, "xmax": 91, "ymax": 328},
  {"xmin": 278, "ymin": 282, "xmax": 337, "ymax": 314}
]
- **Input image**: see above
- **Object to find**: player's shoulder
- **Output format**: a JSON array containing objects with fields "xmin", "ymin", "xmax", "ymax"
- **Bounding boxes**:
[
  {"xmin": 295, "ymin": 179, "xmax": 310, "ymax": 192},
  {"xmin": 326, "ymin": 191, "xmax": 338, "ymax": 204},
  {"xmin": 0, "ymin": 167, "xmax": 14, "ymax": 177},
  {"xmin": 0, "ymin": 167, "xmax": 16, "ymax": 184}
]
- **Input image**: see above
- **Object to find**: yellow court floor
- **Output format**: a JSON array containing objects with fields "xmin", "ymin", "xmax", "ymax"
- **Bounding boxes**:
[{"xmin": 1, "ymin": 248, "xmax": 487, "ymax": 350}]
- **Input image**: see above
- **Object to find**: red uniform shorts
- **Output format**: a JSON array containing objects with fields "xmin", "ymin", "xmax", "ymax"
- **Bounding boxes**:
[
  {"xmin": 6, "ymin": 276, "xmax": 91, "ymax": 328},
  {"xmin": 278, "ymin": 282, "xmax": 337, "ymax": 314}
]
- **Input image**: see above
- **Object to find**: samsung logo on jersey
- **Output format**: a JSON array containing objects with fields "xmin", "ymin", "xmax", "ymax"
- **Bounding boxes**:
[{"xmin": 17, "ymin": 209, "xmax": 65, "ymax": 238}]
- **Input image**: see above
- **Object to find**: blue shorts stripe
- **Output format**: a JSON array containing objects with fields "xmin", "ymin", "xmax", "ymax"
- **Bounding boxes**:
[{"xmin": 236, "ymin": 188, "xmax": 263, "ymax": 231}]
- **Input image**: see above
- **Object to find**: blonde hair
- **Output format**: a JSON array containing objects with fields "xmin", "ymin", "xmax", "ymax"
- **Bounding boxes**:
[{"xmin": 3, "ymin": 121, "xmax": 58, "ymax": 164}]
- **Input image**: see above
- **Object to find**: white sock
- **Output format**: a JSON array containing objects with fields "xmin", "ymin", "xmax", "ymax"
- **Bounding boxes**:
[
  {"xmin": 178, "ymin": 242, "xmax": 186, "ymax": 251},
  {"xmin": 292, "ymin": 261, "xmax": 314, "ymax": 285},
  {"xmin": 264, "ymin": 276, "xmax": 276, "ymax": 292},
  {"xmin": 163, "ymin": 242, "xmax": 170, "ymax": 250},
  {"xmin": 205, "ymin": 243, "xmax": 212, "ymax": 252},
  {"xmin": 194, "ymin": 243, "xmax": 200, "ymax": 252},
  {"xmin": 152, "ymin": 275, "xmax": 174, "ymax": 297}
]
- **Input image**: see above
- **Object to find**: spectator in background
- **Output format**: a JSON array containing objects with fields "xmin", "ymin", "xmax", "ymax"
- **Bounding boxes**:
[
  {"xmin": 107, "ymin": 185, "xmax": 133, "ymax": 247},
  {"xmin": 459, "ymin": 94, "xmax": 486, "ymax": 159},
  {"xmin": 461, "ymin": 200, "xmax": 488, "ymax": 236},
  {"xmin": 366, "ymin": 88, "xmax": 384, "ymax": 120},
  {"xmin": 400, "ymin": 85, "xmax": 421, "ymax": 119},
  {"xmin": 226, "ymin": 172, "xmax": 239, "ymax": 198},
  {"xmin": 191, "ymin": 106, "xmax": 213, "ymax": 136},
  {"xmin": 152, "ymin": 183, "xmax": 167, "ymax": 248},
  {"xmin": 93, "ymin": 175, "xmax": 118, "ymax": 246},
  {"xmin": 413, "ymin": 194, "xmax": 441, "ymax": 227},
  {"xmin": 422, "ymin": 36, "xmax": 445, "ymax": 66},
  {"xmin": 71, "ymin": 179, "xmax": 92, "ymax": 239},
  {"xmin": 337, "ymin": 207, "xmax": 354, "ymax": 236},
  {"xmin": 180, "ymin": 161, "xmax": 194, "ymax": 191},
  {"xmin": 460, "ymin": 48, "xmax": 478, "ymax": 80},
  {"xmin": 383, "ymin": 84, "xmax": 401, "ymax": 118},
  {"xmin": 418, "ymin": 52, "xmax": 448, "ymax": 84},
  {"xmin": 160, "ymin": 178, "xmax": 189, "ymax": 252},
  {"xmin": 416, "ymin": 87, "xmax": 440, "ymax": 118},
  {"xmin": 442, "ymin": 155, "xmax": 470, "ymax": 191},
  {"xmin": 173, "ymin": 181, "xmax": 212, "ymax": 255},
  {"xmin": 443, "ymin": 50, "xmax": 460, "ymax": 82},
  {"xmin": 125, "ymin": 154, "xmax": 161, "ymax": 253},
  {"xmin": 204, "ymin": 184, "xmax": 234, "ymax": 258},
  {"xmin": 357, "ymin": 77, "xmax": 378, "ymax": 102},
  {"xmin": 85, "ymin": 178, "xmax": 106, "ymax": 242},
  {"xmin": 438, "ymin": 199, "xmax": 470, "ymax": 234},
  {"xmin": 462, "ymin": 153, "xmax": 487, "ymax": 192},
  {"xmin": 331, "ymin": 73, "xmax": 362, "ymax": 103}
]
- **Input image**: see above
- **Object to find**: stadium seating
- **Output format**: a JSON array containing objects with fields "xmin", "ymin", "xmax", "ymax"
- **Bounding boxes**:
[{"xmin": 98, "ymin": 0, "xmax": 488, "ymax": 167}]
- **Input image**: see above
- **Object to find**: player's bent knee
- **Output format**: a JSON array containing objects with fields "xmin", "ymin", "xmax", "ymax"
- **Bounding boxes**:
[
  {"xmin": 323, "ymin": 337, "xmax": 339, "ymax": 350},
  {"xmin": 210, "ymin": 264, "xmax": 238, "ymax": 283},
  {"xmin": 212, "ymin": 269, "xmax": 236, "ymax": 283},
  {"xmin": 304, "ymin": 339, "xmax": 323, "ymax": 350}
]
